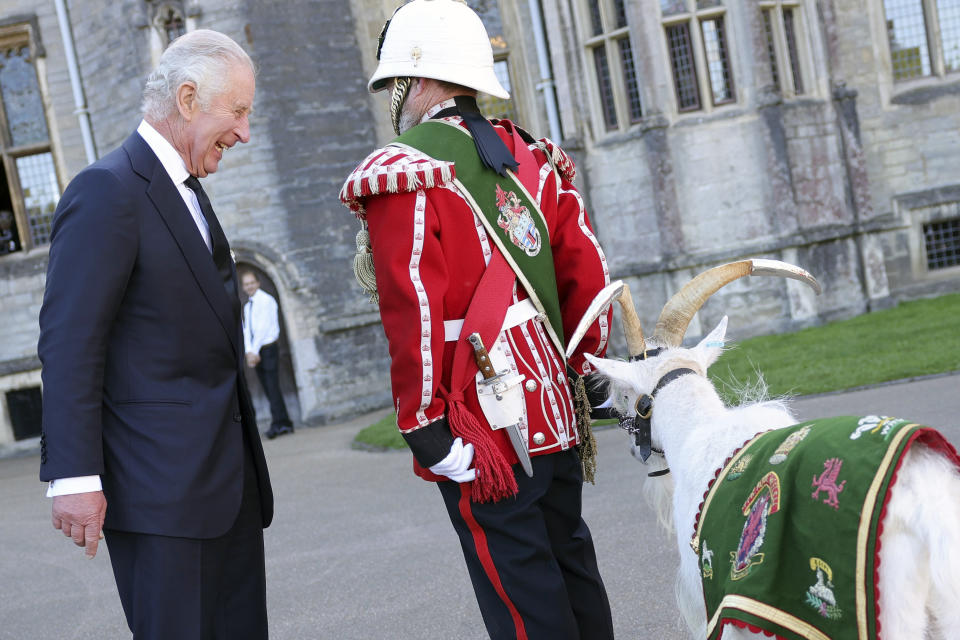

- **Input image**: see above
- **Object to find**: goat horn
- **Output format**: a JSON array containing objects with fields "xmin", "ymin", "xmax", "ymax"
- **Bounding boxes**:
[
  {"xmin": 617, "ymin": 283, "xmax": 647, "ymax": 358},
  {"xmin": 652, "ymin": 259, "xmax": 821, "ymax": 347}
]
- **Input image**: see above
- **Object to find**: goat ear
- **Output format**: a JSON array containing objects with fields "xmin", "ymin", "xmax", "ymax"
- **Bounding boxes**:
[
  {"xmin": 583, "ymin": 353, "xmax": 634, "ymax": 386},
  {"xmin": 695, "ymin": 316, "xmax": 728, "ymax": 366}
]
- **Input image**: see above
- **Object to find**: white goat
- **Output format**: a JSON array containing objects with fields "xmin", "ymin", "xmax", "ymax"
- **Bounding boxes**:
[{"xmin": 585, "ymin": 260, "xmax": 960, "ymax": 640}]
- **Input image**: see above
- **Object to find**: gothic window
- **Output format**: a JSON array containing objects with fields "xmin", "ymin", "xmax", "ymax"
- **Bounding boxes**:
[
  {"xmin": 582, "ymin": 0, "xmax": 643, "ymax": 132},
  {"xmin": 0, "ymin": 24, "xmax": 59, "ymax": 256},
  {"xmin": 661, "ymin": 0, "xmax": 736, "ymax": 112},
  {"xmin": 760, "ymin": 1, "xmax": 808, "ymax": 97},
  {"xmin": 150, "ymin": 2, "xmax": 187, "ymax": 48},
  {"xmin": 884, "ymin": 0, "xmax": 960, "ymax": 81}
]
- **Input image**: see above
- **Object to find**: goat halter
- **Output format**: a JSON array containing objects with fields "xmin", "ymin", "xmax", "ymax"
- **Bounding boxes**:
[{"xmin": 618, "ymin": 367, "xmax": 699, "ymax": 477}]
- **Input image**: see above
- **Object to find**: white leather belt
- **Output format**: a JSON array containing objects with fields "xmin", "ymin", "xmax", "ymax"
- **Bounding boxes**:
[{"xmin": 444, "ymin": 299, "xmax": 540, "ymax": 342}]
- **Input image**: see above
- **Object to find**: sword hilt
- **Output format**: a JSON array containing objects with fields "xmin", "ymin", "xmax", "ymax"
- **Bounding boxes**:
[{"xmin": 468, "ymin": 333, "xmax": 498, "ymax": 381}]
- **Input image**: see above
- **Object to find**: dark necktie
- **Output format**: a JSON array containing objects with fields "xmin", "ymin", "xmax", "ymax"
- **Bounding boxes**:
[
  {"xmin": 184, "ymin": 175, "xmax": 233, "ymax": 288},
  {"xmin": 183, "ymin": 174, "xmax": 242, "ymax": 339}
]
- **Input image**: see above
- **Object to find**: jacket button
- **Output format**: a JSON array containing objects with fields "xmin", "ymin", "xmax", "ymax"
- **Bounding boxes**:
[
  {"xmin": 40, "ymin": 454, "xmax": 47, "ymax": 463},
  {"xmin": 233, "ymin": 412, "xmax": 242, "ymax": 422},
  {"xmin": 525, "ymin": 380, "xmax": 537, "ymax": 392},
  {"xmin": 533, "ymin": 432, "xmax": 545, "ymax": 445}
]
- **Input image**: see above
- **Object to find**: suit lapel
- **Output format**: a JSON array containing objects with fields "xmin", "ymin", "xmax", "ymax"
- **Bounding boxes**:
[{"xmin": 123, "ymin": 133, "xmax": 240, "ymax": 355}]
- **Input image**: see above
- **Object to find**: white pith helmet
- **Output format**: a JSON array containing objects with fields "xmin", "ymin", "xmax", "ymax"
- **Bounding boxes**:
[{"xmin": 369, "ymin": 0, "xmax": 510, "ymax": 100}]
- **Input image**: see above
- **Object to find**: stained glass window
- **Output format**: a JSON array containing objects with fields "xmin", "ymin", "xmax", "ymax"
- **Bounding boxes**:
[
  {"xmin": 0, "ymin": 45, "xmax": 49, "ymax": 148},
  {"xmin": 0, "ymin": 28, "xmax": 61, "ymax": 255}
]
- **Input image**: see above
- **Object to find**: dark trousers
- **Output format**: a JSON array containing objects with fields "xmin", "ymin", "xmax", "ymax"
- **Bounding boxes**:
[
  {"xmin": 104, "ymin": 435, "xmax": 267, "ymax": 640},
  {"xmin": 437, "ymin": 448, "xmax": 614, "ymax": 640},
  {"xmin": 255, "ymin": 342, "xmax": 291, "ymax": 427}
]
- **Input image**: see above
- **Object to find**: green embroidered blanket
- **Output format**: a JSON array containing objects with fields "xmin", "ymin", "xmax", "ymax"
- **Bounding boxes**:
[{"xmin": 692, "ymin": 415, "xmax": 959, "ymax": 640}]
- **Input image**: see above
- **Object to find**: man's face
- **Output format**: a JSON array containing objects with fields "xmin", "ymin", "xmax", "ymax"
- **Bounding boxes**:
[
  {"xmin": 180, "ymin": 62, "xmax": 255, "ymax": 178},
  {"xmin": 242, "ymin": 274, "xmax": 260, "ymax": 297}
]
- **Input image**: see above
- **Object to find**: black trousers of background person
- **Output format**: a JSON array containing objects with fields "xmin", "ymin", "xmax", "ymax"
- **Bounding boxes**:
[
  {"xmin": 104, "ymin": 430, "xmax": 267, "ymax": 640},
  {"xmin": 255, "ymin": 342, "xmax": 292, "ymax": 428},
  {"xmin": 437, "ymin": 448, "xmax": 615, "ymax": 640}
]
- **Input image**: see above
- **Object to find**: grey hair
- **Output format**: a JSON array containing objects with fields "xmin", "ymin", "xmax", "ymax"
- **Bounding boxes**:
[{"xmin": 141, "ymin": 29, "xmax": 254, "ymax": 121}]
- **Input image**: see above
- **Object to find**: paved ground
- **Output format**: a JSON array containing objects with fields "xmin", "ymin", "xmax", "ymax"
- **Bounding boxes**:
[{"xmin": 1, "ymin": 373, "xmax": 957, "ymax": 640}]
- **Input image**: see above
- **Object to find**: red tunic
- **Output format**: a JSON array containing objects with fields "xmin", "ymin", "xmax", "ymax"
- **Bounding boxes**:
[{"xmin": 342, "ymin": 116, "xmax": 612, "ymax": 481}]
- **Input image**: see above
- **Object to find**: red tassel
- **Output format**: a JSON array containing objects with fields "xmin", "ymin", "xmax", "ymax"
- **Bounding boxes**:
[{"xmin": 446, "ymin": 397, "xmax": 517, "ymax": 503}]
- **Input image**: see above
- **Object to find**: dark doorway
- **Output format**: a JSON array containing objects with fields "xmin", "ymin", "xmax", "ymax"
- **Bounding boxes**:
[{"xmin": 236, "ymin": 263, "xmax": 301, "ymax": 429}]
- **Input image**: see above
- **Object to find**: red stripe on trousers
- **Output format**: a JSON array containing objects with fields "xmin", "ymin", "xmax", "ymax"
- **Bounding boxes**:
[{"xmin": 458, "ymin": 483, "xmax": 528, "ymax": 640}]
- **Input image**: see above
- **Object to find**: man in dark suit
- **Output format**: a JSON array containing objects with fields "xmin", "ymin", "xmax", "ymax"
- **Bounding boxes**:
[{"xmin": 38, "ymin": 29, "xmax": 273, "ymax": 640}]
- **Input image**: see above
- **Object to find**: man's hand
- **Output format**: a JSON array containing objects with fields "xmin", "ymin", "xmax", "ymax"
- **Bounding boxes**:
[
  {"xmin": 52, "ymin": 491, "xmax": 107, "ymax": 558},
  {"xmin": 245, "ymin": 352, "xmax": 261, "ymax": 367},
  {"xmin": 429, "ymin": 437, "xmax": 476, "ymax": 482}
]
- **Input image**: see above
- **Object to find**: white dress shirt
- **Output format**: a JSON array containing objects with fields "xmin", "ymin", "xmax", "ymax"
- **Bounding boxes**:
[
  {"xmin": 48, "ymin": 120, "xmax": 212, "ymax": 498},
  {"xmin": 244, "ymin": 288, "xmax": 281, "ymax": 355}
]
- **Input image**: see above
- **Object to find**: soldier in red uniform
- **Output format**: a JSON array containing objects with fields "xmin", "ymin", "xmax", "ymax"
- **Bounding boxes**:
[{"xmin": 341, "ymin": 2, "xmax": 615, "ymax": 638}]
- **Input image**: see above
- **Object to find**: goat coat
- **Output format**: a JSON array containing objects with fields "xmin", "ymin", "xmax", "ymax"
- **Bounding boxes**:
[
  {"xmin": 340, "ymin": 111, "xmax": 612, "ymax": 482},
  {"xmin": 692, "ymin": 415, "xmax": 960, "ymax": 640}
]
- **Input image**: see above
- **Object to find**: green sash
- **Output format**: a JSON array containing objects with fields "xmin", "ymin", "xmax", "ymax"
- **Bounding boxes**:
[
  {"xmin": 392, "ymin": 120, "xmax": 566, "ymax": 354},
  {"xmin": 693, "ymin": 416, "xmax": 934, "ymax": 640}
]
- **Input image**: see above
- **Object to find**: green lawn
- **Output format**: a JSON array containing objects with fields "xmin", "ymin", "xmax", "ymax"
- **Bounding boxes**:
[
  {"xmin": 709, "ymin": 292, "xmax": 960, "ymax": 401},
  {"xmin": 355, "ymin": 293, "xmax": 960, "ymax": 450}
]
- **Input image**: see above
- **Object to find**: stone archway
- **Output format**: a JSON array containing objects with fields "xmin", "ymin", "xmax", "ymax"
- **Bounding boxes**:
[{"xmin": 237, "ymin": 262, "xmax": 301, "ymax": 429}]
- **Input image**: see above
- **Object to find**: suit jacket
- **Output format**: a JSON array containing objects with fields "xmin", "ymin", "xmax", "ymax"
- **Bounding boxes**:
[{"xmin": 39, "ymin": 131, "xmax": 273, "ymax": 538}]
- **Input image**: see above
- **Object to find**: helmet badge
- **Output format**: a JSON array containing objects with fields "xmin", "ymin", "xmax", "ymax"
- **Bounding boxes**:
[
  {"xmin": 376, "ymin": 19, "xmax": 391, "ymax": 60},
  {"xmin": 411, "ymin": 46, "xmax": 422, "ymax": 67}
]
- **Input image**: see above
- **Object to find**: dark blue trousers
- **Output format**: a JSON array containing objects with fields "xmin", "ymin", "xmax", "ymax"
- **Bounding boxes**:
[
  {"xmin": 104, "ymin": 434, "xmax": 267, "ymax": 640},
  {"xmin": 437, "ymin": 448, "xmax": 614, "ymax": 640},
  {"xmin": 255, "ymin": 342, "xmax": 291, "ymax": 428}
]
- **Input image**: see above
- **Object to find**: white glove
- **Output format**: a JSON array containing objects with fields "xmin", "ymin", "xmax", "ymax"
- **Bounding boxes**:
[{"xmin": 429, "ymin": 437, "xmax": 476, "ymax": 483}]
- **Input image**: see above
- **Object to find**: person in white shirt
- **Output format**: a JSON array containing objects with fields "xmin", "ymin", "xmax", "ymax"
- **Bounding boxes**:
[{"xmin": 242, "ymin": 270, "xmax": 294, "ymax": 439}]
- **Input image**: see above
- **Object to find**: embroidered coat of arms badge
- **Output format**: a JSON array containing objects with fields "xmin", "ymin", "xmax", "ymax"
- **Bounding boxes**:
[
  {"xmin": 731, "ymin": 472, "xmax": 781, "ymax": 580},
  {"xmin": 804, "ymin": 557, "xmax": 843, "ymax": 619},
  {"xmin": 495, "ymin": 184, "xmax": 541, "ymax": 256}
]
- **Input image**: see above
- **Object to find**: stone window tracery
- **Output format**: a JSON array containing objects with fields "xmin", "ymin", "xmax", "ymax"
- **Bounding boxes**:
[
  {"xmin": 581, "ymin": 0, "xmax": 643, "ymax": 132},
  {"xmin": 0, "ymin": 22, "xmax": 58, "ymax": 256},
  {"xmin": 147, "ymin": 1, "xmax": 187, "ymax": 48},
  {"xmin": 759, "ymin": 0, "xmax": 809, "ymax": 98},
  {"xmin": 661, "ymin": 0, "xmax": 735, "ymax": 112}
]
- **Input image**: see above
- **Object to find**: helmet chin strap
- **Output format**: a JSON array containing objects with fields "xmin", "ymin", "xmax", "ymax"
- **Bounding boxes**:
[{"xmin": 390, "ymin": 77, "xmax": 413, "ymax": 136}]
